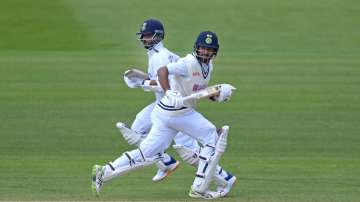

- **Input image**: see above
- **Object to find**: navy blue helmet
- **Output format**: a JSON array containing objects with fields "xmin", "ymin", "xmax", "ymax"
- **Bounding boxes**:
[
  {"xmin": 193, "ymin": 31, "xmax": 219, "ymax": 63},
  {"xmin": 136, "ymin": 19, "xmax": 165, "ymax": 49}
]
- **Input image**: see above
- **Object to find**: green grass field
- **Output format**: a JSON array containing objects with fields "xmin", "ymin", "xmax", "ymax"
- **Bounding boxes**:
[{"xmin": 1, "ymin": 0, "xmax": 360, "ymax": 201}]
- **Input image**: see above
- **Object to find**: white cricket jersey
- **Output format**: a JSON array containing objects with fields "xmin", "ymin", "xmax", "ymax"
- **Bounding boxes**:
[
  {"xmin": 157, "ymin": 53, "xmax": 213, "ymax": 115},
  {"xmin": 147, "ymin": 42, "xmax": 179, "ymax": 101}
]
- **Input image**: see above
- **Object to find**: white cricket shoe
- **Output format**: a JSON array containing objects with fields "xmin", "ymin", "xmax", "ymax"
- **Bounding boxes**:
[
  {"xmin": 91, "ymin": 165, "xmax": 104, "ymax": 197},
  {"xmin": 217, "ymin": 175, "xmax": 237, "ymax": 196},
  {"xmin": 152, "ymin": 159, "xmax": 180, "ymax": 182},
  {"xmin": 188, "ymin": 185, "xmax": 225, "ymax": 199}
]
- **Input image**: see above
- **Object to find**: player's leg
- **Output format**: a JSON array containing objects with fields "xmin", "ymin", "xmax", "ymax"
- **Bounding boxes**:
[
  {"xmin": 116, "ymin": 102, "xmax": 180, "ymax": 181},
  {"xmin": 145, "ymin": 112, "xmax": 180, "ymax": 182},
  {"xmin": 130, "ymin": 103, "xmax": 154, "ymax": 135},
  {"xmin": 213, "ymin": 126, "xmax": 237, "ymax": 196},
  {"xmin": 116, "ymin": 103, "xmax": 156, "ymax": 146},
  {"xmin": 173, "ymin": 131, "xmax": 233, "ymax": 190},
  {"xmin": 104, "ymin": 118, "xmax": 177, "ymax": 181},
  {"xmin": 91, "ymin": 148, "xmax": 159, "ymax": 196},
  {"xmin": 152, "ymin": 154, "xmax": 180, "ymax": 182},
  {"xmin": 174, "ymin": 132, "xmax": 200, "ymax": 152},
  {"xmin": 168, "ymin": 111, "xmax": 228, "ymax": 198},
  {"xmin": 91, "ymin": 120, "xmax": 177, "ymax": 196},
  {"xmin": 181, "ymin": 125, "xmax": 236, "ymax": 196},
  {"xmin": 172, "ymin": 145, "xmax": 236, "ymax": 192},
  {"xmin": 173, "ymin": 138, "xmax": 236, "ymax": 196},
  {"xmin": 151, "ymin": 133, "xmax": 196, "ymax": 182},
  {"xmin": 195, "ymin": 124, "xmax": 228, "ymax": 194},
  {"xmin": 215, "ymin": 166, "xmax": 237, "ymax": 196}
]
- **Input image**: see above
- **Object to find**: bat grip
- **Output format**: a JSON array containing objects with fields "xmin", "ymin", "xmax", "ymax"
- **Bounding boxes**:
[{"xmin": 182, "ymin": 95, "xmax": 196, "ymax": 102}]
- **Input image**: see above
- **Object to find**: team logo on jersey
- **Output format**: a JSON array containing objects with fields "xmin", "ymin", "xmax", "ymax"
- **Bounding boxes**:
[
  {"xmin": 193, "ymin": 84, "xmax": 207, "ymax": 91},
  {"xmin": 141, "ymin": 23, "xmax": 147, "ymax": 31},
  {"xmin": 192, "ymin": 71, "xmax": 200, "ymax": 76}
]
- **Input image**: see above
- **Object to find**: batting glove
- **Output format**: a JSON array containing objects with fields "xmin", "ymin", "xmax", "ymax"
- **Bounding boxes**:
[
  {"xmin": 217, "ymin": 84, "xmax": 236, "ymax": 102},
  {"xmin": 165, "ymin": 90, "xmax": 185, "ymax": 108}
]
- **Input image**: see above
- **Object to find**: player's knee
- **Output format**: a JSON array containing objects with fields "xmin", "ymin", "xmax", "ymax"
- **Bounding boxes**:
[
  {"xmin": 200, "ymin": 144, "xmax": 216, "ymax": 157},
  {"xmin": 122, "ymin": 149, "xmax": 144, "ymax": 165},
  {"xmin": 131, "ymin": 121, "xmax": 149, "ymax": 135},
  {"xmin": 131, "ymin": 114, "xmax": 152, "ymax": 134}
]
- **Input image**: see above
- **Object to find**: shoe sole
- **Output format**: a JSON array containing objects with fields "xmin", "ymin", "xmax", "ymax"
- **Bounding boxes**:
[
  {"xmin": 189, "ymin": 191, "xmax": 202, "ymax": 198},
  {"xmin": 189, "ymin": 190, "xmax": 220, "ymax": 199},
  {"xmin": 154, "ymin": 161, "xmax": 180, "ymax": 182}
]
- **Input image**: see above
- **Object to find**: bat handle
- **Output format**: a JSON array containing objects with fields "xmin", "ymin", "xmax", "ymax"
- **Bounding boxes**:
[{"xmin": 182, "ymin": 94, "xmax": 196, "ymax": 102}]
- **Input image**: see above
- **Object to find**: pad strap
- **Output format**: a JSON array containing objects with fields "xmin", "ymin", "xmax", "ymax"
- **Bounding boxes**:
[{"xmin": 125, "ymin": 152, "xmax": 136, "ymax": 166}]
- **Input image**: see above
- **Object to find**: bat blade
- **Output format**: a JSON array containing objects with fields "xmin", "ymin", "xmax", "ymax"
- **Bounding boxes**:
[
  {"xmin": 183, "ymin": 85, "xmax": 221, "ymax": 101},
  {"xmin": 124, "ymin": 68, "xmax": 148, "ymax": 80}
]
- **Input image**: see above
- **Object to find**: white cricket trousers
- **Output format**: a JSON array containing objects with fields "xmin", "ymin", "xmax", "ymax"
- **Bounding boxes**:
[
  {"xmin": 139, "ymin": 106, "xmax": 218, "ymax": 158},
  {"xmin": 132, "ymin": 102, "xmax": 199, "ymax": 151}
]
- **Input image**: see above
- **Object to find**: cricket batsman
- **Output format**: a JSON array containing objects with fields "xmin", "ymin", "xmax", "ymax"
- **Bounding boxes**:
[
  {"xmin": 92, "ymin": 28, "xmax": 236, "ymax": 199},
  {"xmin": 116, "ymin": 18, "xmax": 236, "ymax": 190}
]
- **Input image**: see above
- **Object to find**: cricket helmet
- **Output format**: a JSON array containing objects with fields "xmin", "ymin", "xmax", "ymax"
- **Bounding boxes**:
[
  {"xmin": 136, "ymin": 18, "xmax": 165, "ymax": 49},
  {"xmin": 193, "ymin": 31, "xmax": 219, "ymax": 63}
]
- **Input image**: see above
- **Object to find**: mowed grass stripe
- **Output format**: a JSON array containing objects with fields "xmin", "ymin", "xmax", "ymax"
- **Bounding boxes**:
[
  {"xmin": 0, "ymin": 0, "xmax": 92, "ymax": 50},
  {"xmin": 1, "ymin": 51, "xmax": 359, "ymax": 201}
]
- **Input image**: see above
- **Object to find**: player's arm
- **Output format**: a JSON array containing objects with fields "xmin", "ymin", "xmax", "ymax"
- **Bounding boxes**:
[
  {"xmin": 140, "ymin": 54, "xmax": 176, "ymax": 92},
  {"xmin": 157, "ymin": 61, "xmax": 189, "ymax": 108},
  {"xmin": 157, "ymin": 66, "xmax": 171, "ymax": 92},
  {"xmin": 157, "ymin": 60, "xmax": 188, "ymax": 92}
]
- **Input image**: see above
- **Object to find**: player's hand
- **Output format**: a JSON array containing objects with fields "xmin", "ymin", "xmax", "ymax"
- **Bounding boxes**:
[
  {"xmin": 165, "ymin": 90, "xmax": 185, "ymax": 108},
  {"xmin": 217, "ymin": 84, "xmax": 236, "ymax": 102}
]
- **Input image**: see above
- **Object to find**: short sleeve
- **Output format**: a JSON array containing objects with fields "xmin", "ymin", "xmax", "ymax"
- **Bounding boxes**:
[
  {"xmin": 166, "ymin": 60, "xmax": 189, "ymax": 76},
  {"xmin": 151, "ymin": 54, "xmax": 169, "ymax": 72}
]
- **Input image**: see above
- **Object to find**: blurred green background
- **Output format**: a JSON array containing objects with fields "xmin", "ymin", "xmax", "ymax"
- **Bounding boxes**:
[{"xmin": 0, "ymin": 0, "xmax": 359, "ymax": 201}]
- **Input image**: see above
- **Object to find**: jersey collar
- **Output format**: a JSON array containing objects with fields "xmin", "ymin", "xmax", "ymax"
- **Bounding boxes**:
[{"xmin": 147, "ymin": 42, "xmax": 164, "ymax": 56}]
